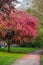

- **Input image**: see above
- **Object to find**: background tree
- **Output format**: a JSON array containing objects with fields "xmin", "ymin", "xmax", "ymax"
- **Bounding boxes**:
[
  {"xmin": 26, "ymin": 0, "xmax": 43, "ymax": 48},
  {"xmin": 32, "ymin": 0, "xmax": 43, "ymax": 48},
  {"xmin": 32, "ymin": 0, "xmax": 43, "ymax": 18}
]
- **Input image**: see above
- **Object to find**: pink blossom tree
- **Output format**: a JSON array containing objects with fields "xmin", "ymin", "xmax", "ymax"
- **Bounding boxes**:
[{"xmin": 0, "ymin": 10, "xmax": 38, "ymax": 52}]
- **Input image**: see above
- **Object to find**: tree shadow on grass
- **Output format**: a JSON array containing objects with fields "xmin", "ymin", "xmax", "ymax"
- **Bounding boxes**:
[
  {"xmin": 0, "ymin": 47, "xmax": 42, "ymax": 54},
  {"xmin": 0, "ymin": 47, "xmax": 27, "ymax": 54}
]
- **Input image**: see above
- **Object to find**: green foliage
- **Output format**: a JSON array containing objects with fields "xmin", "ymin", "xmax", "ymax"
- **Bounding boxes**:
[
  {"xmin": 32, "ymin": 0, "xmax": 43, "ymax": 15},
  {"xmin": 34, "ymin": 18, "xmax": 43, "ymax": 48},
  {"xmin": 37, "ymin": 18, "xmax": 43, "ymax": 48},
  {"xmin": 26, "ymin": 8, "xmax": 41, "ymax": 18},
  {"xmin": 34, "ymin": 36, "xmax": 43, "ymax": 48}
]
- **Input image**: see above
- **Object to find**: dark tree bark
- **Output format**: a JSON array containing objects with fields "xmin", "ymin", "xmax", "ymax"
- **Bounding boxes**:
[{"xmin": 7, "ymin": 42, "xmax": 10, "ymax": 52}]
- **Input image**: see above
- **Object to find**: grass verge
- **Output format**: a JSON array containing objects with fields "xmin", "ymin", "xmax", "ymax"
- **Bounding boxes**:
[{"xmin": 41, "ymin": 54, "xmax": 43, "ymax": 65}]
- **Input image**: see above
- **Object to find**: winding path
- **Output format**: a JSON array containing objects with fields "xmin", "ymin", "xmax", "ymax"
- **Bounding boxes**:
[{"xmin": 12, "ymin": 50, "xmax": 43, "ymax": 65}]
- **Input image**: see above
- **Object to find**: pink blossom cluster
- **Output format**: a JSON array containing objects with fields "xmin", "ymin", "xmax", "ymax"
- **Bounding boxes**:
[{"xmin": 0, "ymin": 10, "xmax": 38, "ymax": 41}]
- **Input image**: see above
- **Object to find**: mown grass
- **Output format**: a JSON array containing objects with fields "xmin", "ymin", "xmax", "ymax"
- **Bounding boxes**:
[
  {"xmin": 0, "ymin": 51, "xmax": 24, "ymax": 65},
  {"xmin": 41, "ymin": 54, "xmax": 43, "ymax": 65},
  {"xmin": 0, "ymin": 47, "xmax": 40, "ymax": 65},
  {"xmin": 0, "ymin": 47, "xmax": 39, "ymax": 54}
]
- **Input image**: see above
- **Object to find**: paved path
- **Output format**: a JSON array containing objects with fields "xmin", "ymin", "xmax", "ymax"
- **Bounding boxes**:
[{"xmin": 12, "ymin": 50, "xmax": 42, "ymax": 65}]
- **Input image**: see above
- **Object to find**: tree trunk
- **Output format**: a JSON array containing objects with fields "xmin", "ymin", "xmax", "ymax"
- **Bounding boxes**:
[{"xmin": 7, "ymin": 43, "xmax": 10, "ymax": 52}]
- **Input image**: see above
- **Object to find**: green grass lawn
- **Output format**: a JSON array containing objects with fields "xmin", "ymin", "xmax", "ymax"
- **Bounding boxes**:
[
  {"xmin": 0, "ymin": 47, "xmax": 39, "ymax": 53},
  {"xmin": 0, "ymin": 47, "xmax": 39, "ymax": 65},
  {"xmin": 41, "ymin": 55, "xmax": 43, "ymax": 65},
  {"xmin": 0, "ymin": 52, "xmax": 24, "ymax": 65}
]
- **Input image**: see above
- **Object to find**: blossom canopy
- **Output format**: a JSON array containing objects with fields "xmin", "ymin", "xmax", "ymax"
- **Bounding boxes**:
[{"xmin": 0, "ymin": 10, "xmax": 38, "ymax": 42}]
